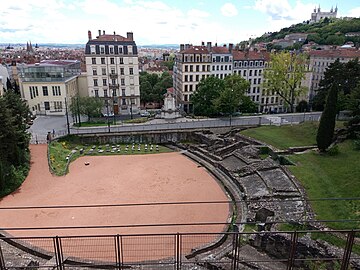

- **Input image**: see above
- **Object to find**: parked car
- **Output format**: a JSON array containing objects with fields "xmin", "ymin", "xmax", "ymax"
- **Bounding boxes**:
[{"xmin": 140, "ymin": 110, "xmax": 150, "ymax": 117}]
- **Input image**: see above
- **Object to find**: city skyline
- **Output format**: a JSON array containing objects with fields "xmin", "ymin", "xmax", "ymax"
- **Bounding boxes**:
[{"xmin": 0, "ymin": 0, "xmax": 359, "ymax": 45}]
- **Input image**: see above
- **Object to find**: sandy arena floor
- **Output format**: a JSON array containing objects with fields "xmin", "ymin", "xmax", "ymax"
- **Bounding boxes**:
[{"xmin": 0, "ymin": 145, "xmax": 229, "ymax": 262}]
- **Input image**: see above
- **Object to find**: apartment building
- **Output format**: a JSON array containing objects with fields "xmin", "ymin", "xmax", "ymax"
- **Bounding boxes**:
[
  {"xmin": 85, "ymin": 30, "xmax": 140, "ymax": 115},
  {"xmin": 309, "ymin": 49, "xmax": 360, "ymax": 101},
  {"xmin": 174, "ymin": 44, "xmax": 212, "ymax": 113},
  {"xmin": 232, "ymin": 51, "xmax": 270, "ymax": 112},
  {"xmin": 19, "ymin": 60, "xmax": 80, "ymax": 116},
  {"xmin": 211, "ymin": 44, "xmax": 233, "ymax": 79}
]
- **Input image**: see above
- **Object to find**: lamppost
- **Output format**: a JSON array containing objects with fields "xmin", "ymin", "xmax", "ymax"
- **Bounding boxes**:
[
  {"xmin": 106, "ymin": 98, "xmax": 110, "ymax": 133},
  {"xmin": 76, "ymin": 95, "xmax": 81, "ymax": 127},
  {"xmin": 130, "ymin": 98, "xmax": 134, "ymax": 119},
  {"xmin": 64, "ymin": 97, "xmax": 70, "ymax": 135}
]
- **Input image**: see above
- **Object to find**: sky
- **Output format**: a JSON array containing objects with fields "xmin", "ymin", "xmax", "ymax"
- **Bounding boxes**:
[{"xmin": 0, "ymin": 0, "xmax": 359, "ymax": 45}]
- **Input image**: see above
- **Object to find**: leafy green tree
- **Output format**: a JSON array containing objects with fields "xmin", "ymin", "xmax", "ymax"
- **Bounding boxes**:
[
  {"xmin": 0, "ymin": 91, "xmax": 30, "ymax": 196},
  {"xmin": 296, "ymin": 100, "xmax": 309, "ymax": 112},
  {"xmin": 191, "ymin": 76, "xmax": 224, "ymax": 116},
  {"xmin": 215, "ymin": 74, "xmax": 250, "ymax": 115},
  {"xmin": 263, "ymin": 51, "xmax": 308, "ymax": 112},
  {"xmin": 239, "ymin": 96, "xmax": 258, "ymax": 113},
  {"xmin": 80, "ymin": 97, "xmax": 103, "ymax": 122},
  {"xmin": 140, "ymin": 72, "xmax": 173, "ymax": 104},
  {"xmin": 313, "ymin": 58, "xmax": 360, "ymax": 111}
]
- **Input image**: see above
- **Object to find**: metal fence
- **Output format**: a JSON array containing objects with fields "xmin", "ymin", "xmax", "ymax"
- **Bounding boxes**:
[{"xmin": 1, "ymin": 230, "xmax": 359, "ymax": 269}]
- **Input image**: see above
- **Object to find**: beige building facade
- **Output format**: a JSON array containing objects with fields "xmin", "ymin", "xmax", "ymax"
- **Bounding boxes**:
[{"xmin": 19, "ymin": 60, "xmax": 81, "ymax": 116}]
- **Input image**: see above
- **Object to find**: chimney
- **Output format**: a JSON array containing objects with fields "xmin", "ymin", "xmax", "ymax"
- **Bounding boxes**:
[
  {"xmin": 88, "ymin": 30, "xmax": 92, "ymax": 40},
  {"xmin": 103, "ymin": 30, "xmax": 105, "ymax": 35},
  {"xmin": 180, "ymin": 44, "xmax": 185, "ymax": 51},
  {"xmin": 127, "ymin": 32, "xmax": 134, "ymax": 41},
  {"xmin": 223, "ymin": 44, "xmax": 227, "ymax": 47},
  {"xmin": 185, "ymin": 44, "xmax": 190, "ymax": 49},
  {"xmin": 98, "ymin": 29, "xmax": 101, "ymax": 36},
  {"xmin": 201, "ymin": 41, "xmax": 205, "ymax": 46},
  {"xmin": 207, "ymin": 42, "xmax": 212, "ymax": 51},
  {"xmin": 113, "ymin": 31, "xmax": 116, "ymax": 35},
  {"xmin": 229, "ymin": 43, "xmax": 233, "ymax": 52}
]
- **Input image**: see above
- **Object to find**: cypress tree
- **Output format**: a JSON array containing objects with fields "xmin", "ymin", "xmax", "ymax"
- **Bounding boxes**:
[{"xmin": 316, "ymin": 84, "xmax": 338, "ymax": 152}]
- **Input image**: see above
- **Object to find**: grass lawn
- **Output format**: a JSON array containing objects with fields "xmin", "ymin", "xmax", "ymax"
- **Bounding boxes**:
[
  {"xmin": 48, "ymin": 137, "xmax": 172, "ymax": 176},
  {"xmin": 240, "ymin": 121, "xmax": 346, "ymax": 150},
  {"xmin": 287, "ymin": 140, "xmax": 360, "ymax": 230}
]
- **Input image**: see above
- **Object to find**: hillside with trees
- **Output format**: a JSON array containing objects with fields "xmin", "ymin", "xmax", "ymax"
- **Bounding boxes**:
[{"xmin": 253, "ymin": 17, "xmax": 360, "ymax": 47}]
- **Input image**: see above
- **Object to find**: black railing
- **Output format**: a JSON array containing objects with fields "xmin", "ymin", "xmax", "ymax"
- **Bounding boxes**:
[{"xmin": 1, "ymin": 230, "xmax": 359, "ymax": 269}]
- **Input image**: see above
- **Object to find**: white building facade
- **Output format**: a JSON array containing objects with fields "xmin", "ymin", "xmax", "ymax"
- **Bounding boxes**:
[{"xmin": 85, "ymin": 30, "xmax": 140, "ymax": 115}]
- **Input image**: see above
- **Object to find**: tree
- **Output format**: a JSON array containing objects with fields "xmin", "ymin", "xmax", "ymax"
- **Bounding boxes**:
[
  {"xmin": 140, "ymin": 72, "xmax": 173, "ymax": 105},
  {"xmin": 312, "ymin": 58, "xmax": 360, "ymax": 111},
  {"xmin": 316, "ymin": 83, "xmax": 338, "ymax": 152},
  {"xmin": 70, "ymin": 96, "xmax": 103, "ymax": 122},
  {"xmin": 263, "ymin": 51, "xmax": 308, "ymax": 112},
  {"xmin": 296, "ymin": 100, "xmax": 308, "ymax": 112},
  {"xmin": 0, "ymin": 91, "xmax": 30, "ymax": 196},
  {"xmin": 239, "ymin": 96, "xmax": 258, "ymax": 113},
  {"xmin": 191, "ymin": 76, "xmax": 224, "ymax": 116},
  {"xmin": 215, "ymin": 74, "xmax": 250, "ymax": 115}
]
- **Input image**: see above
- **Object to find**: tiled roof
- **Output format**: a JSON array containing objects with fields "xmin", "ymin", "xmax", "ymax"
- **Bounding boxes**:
[
  {"xmin": 211, "ymin": 46, "xmax": 230, "ymax": 54},
  {"xmin": 309, "ymin": 49, "xmax": 360, "ymax": 58},
  {"xmin": 232, "ymin": 51, "xmax": 270, "ymax": 61},
  {"xmin": 181, "ymin": 46, "xmax": 209, "ymax": 54},
  {"xmin": 92, "ymin": 34, "xmax": 131, "ymax": 42}
]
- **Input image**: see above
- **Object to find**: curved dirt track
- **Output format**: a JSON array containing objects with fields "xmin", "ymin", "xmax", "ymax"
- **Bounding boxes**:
[{"xmin": 0, "ymin": 145, "xmax": 229, "ymax": 238}]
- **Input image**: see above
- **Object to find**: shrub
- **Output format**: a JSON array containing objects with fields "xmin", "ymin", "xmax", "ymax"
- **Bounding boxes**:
[{"xmin": 354, "ymin": 140, "xmax": 360, "ymax": 150}]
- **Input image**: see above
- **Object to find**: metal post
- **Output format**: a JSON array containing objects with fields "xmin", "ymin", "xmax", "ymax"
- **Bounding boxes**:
[
  {"xmin": 106, "ymin": 99, "xmax": 110, "ymax": 133},
  {"xmin": 76, "ymin": 96, "xmax": 81, "ymax": 127},
  {"xmin": 287, "ymin": 231, "xmax": 298, "ymax": 270},
  {"xmin": 232, "ymin": 232, "xmax": 239, "ymax": 270},
  {"xmin": 340, "ymin": 230, "xmax": 355, "ymax": 270},
  {"xmin": 54, "ymin": 236, "xmax": 65, "ymax": 270},
  {"xmin": 0, "ymin": 241, "xmax": 6, "ymax": 270},
  {"xmin": 64, "ymin": 98, "xmax": 70, "ymax": 135},
  {"xmin": 115, "ymin": 235, "xmax": 122, "ymax": 270},
  {"xmin": 175, "ymin": 233, "xmax": 181, "ymax": 270}
]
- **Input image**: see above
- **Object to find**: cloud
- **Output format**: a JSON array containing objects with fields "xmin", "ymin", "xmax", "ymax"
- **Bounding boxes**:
[
  {"xmin": 221, "ymin": 3, "xmax": 238, "ymax": 17},
  {"xmin": 187, "ymin": 9, "xmax": 210, "ymax": 18},
  {"xmin": 347, "ymin": 7, "xmax": 360, "ymax": 18},
  {"xmin": 254, "ymin": 0, "xmax": 293, "ymax": 20}
]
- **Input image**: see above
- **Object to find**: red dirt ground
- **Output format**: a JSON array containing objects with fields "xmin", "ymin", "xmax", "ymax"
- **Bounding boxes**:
[{"xmin": 0, "ymin": 145, "xmax": 229, "ymax": 262}]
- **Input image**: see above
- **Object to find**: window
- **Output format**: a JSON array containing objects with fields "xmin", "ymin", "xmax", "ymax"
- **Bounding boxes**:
[
  {"xmin": 92, "ymin": 57, "xmax": 96, "ymax": 64},
  {"xmin": 120, "ymin": 68, "xmax": 124, "ymax": 75},
  {"xmin": 94, "ymin": 79, "xmax": 98, "ymax": 86},
  {"xmin": 190, "ymin": 65, "xmax": 193, "ymax": 72},
  {"xmin": 243, "ymin": 70, "xmax": 246, "ymax": 76},
  {"xmin": 122, "ymin": 98, "xmax": 126, "ymax": 105},
  {"xmin": 249, "ymin": 70, "xmax": 252, "ymax": 76},
  {"xmin": 185, "ymin": 65, "xmax": 188, "ymax": 72},
  {"xmin": 54, "ymin": 101, "xmax": 62, "ymax": 111},
  {"xmin": 258, "ymin": 78, "xmax": 261, "ymax": 84},
  {"xmin": 184, "ymin": 85, "xmax": 188, "ymax": 92},
  {"xmin": 189, "ymin": 85, "xmax": 193, "ymax": 92},
  {"xmin": 122, "ymin": 89, "xmax": 126, "ymax": 96},
  {"xmin": 259, "ymin": 70, "xmax": 262, "ymax": 75},
  {"xmin": 112, "ymin": 79, "xmax": 116, "ymax": 85},
  {"xmin": 118, "ymin": 46, "xmax": 123, "ymax": 54},
  {"xmin": 196, "ymin": 65, "xmax": 199, "ymax": 72},
  {"xmin": 44, "ymin": 101, "xmax": 50, "ymax": 110},
  {"xmin": 129, "ymin": 67, "xmax": 133, "ymax": 75},
  {"xmin": 102, "ymin": 68, "xmax": 106, "ymax": 75},
  {"xmin": 196, "ymin": 75, "xmax": 199, "ymax": 81},
  {"xmin": 110, "ymin": 46, "xmax": 114, "ymax": 54},
  {"xmin": 121, "ymin": 78, "xmax": 125, "ymax": 86},
  {"xmin": 93, "ymin": 69, "xmax": 97, "ymax": 75},
  {"xmin": 112, "ymin": 89, "xmax": 117, "ymax": 96},
  {"xmin": 104, "ymin": 90, "xmax": 108, "ymax": 97},
  {"xmin": 101, "ymin": 58, "xmax": 105, "ymax": 64},
  {"xmin": 110, "ymin": 58, "xmax": 115, "ymax": 64},
  {"xmin": 100, "ymin": 46, "xmax": 105, "ymax": 54},
  {"xmin": 119, "ymin": 57, "xmax": 124, "ymax": 64},
  {"xmin": 42, "ymin": 86, "xmax": 48, "ymax": 96},
  {"xmin": 185, "ymin": 75, "xmax": 188, "ymax": 82},
  {"xmin": 111, "ymin": 69, "xmax": 115, "ymax": 74},
  {"xmin": 94, "ymin": 90, "xmax": 99, "ymax": 97},
  {"xmin": 254, "ymin": 70, "xmax": 257, "ymax": 76},
  {"xmin": 52, "ymin": 86, "xmax": 61, "ymax": 96},
  {"xmin": 103, "ymin": 79, "xmax": 107, "ymax": 86},
  {"xmin": 189, "ymin": 75, "xmax": 193, "ymax": 82}
]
